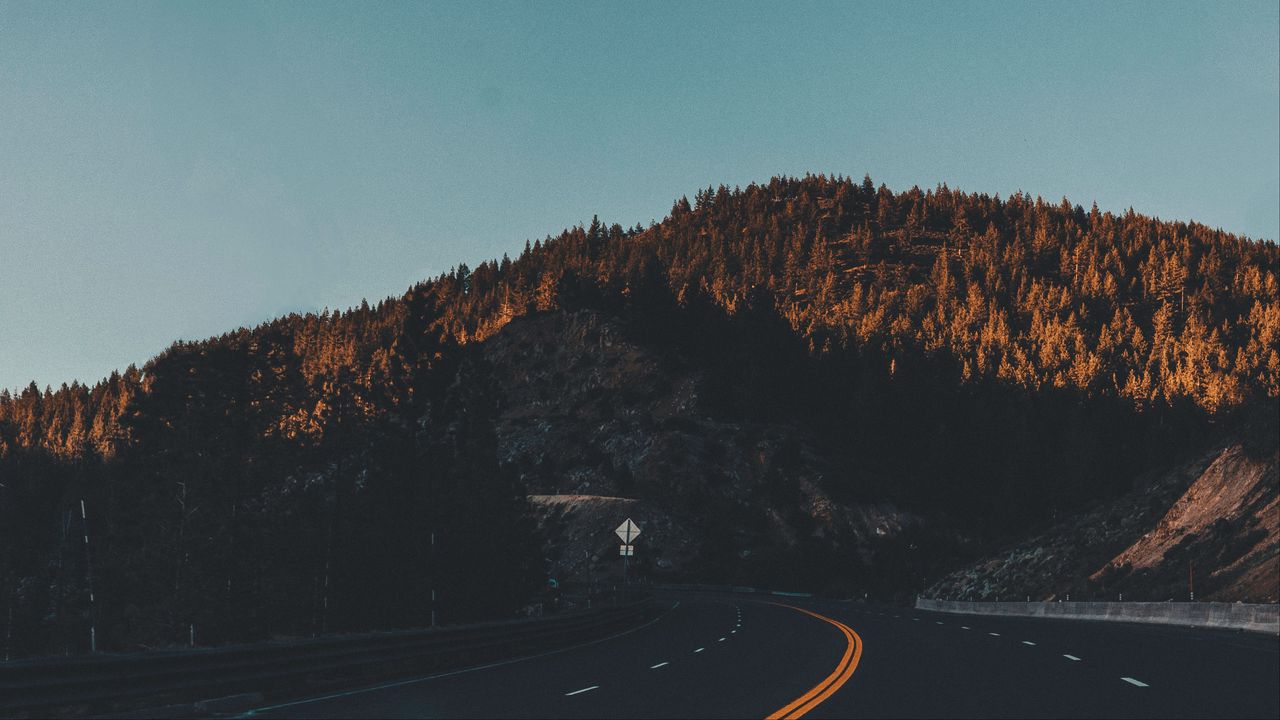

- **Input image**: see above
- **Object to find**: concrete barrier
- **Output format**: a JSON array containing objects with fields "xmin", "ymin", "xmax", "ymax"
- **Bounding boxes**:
[{"xmin": 915, "ymin": 598, "xmax": 1279, "ymax": 635}]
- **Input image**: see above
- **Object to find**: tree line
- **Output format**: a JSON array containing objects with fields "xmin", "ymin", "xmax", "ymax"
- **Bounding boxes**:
[{"xmin": 1, "ymin": 174, "xmax": 1275, "ymax": 654}]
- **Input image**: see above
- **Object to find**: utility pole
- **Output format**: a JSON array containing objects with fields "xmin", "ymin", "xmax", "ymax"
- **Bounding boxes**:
[
  {"xmin": 319, "ymin": 479, "xmax": 336, "ymax": 636},
  {"xmin": 175, "ymin": 481, "xmax": 194, "ymax": 594},
  {"xmin": 56, "ymin": 510, "xmax": 70, "ymax": 654},
  {"xmin": 321, "ymin": 558, "xmax": 330, "ymax": 634},
  {"xmin": 430, "ymin": 531, "xmax": 436, "ymax": 629},
  {"xmin": 79, "ymin": 500, "xmax": 96, "ymax": 653}
]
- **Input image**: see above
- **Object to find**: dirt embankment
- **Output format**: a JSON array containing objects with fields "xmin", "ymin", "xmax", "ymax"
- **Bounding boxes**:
[
  {"xmin": 927, "ymin": 433, "xmax": 1279, "ymax": 603},
  {"xmin": 1093, "ymin": 443, "xmax": 1278, "ymax": 602}
]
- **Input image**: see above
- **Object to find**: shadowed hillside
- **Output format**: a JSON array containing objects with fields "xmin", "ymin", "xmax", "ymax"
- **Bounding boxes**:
[{"xmin": 2, "ymin": 175, "xmax": 1276, "ymax": 657}]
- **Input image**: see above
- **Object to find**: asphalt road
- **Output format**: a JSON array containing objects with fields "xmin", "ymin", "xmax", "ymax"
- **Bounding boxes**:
[{"xmin": 241, "ymin": 593, "xmax": 1280, "ymax": 719}]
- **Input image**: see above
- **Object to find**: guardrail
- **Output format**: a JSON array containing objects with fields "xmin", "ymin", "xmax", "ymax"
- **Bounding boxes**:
[
  {"xmin": 0, "ymin": 598, "xmax": 656, "ymax": 718},
  {"xmin": 914, "ymin": 598, "xmax": 1279, "ymax": 635}
]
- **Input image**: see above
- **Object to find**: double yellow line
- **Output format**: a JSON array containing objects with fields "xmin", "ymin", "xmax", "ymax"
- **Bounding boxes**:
[{"xmin": 766, "ymin": 605, "xmax": 863, "ymax": 720}]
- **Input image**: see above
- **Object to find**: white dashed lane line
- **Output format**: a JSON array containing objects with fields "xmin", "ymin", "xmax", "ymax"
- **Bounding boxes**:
[
  {"xmin": 718, "ymin": 637, "xmax": 726, "ymax": 642},
  {"xmin": 1022, "ymin": 641, "xmax": 1036, "ymax": 646},
  {"xmin": 694, "ymin": 647, "xmax": 705, "ymax": 653},
  {"xmin": 1122, "ymin": 677, "xmax": 1149, "ymax": 688},
  {"xmin": 1063, "ymin": 655, "xmax": 1082, "ymax": 661},
  {"xmin": 650, "ymin": 662, "xmax": 668, "ymax": 669},
  {"xmin": 960, "ymin": 626, "xmax": 971, "ymax": 630},
  {"xmin": 935, "ymin": 621, "xmax": 944, "ymax": 625},
  {"xmin": 988, "ymin": 632, "xmax": 1001, "ymax": 637},
  {"xmin": 565, "ymin": 686, "xmax": 599, "ymax": 696}
]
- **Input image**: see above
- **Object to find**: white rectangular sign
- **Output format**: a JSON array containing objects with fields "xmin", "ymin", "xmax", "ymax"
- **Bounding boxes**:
[{"xmin": 619, "ymin": 544, "xmax": 634, "ymax": 556}]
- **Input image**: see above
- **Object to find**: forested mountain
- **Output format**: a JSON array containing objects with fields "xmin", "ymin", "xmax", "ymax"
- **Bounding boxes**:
[{"xmin": 2, "ymin": 175, "xmax": 1276, "ymax": 657}]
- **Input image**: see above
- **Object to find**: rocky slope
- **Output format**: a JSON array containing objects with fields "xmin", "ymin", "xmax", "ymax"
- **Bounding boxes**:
[
  {"xmin": 926, "ymin": 422, "xmax": 1279, "ymax": 603},
  {"xmin": 1092, "ymin": 442, "xmax": 1278, "ymax": 602},
  {"xmin": 474, "ymin": 309, "xmax": 922, "ymax": 589}
]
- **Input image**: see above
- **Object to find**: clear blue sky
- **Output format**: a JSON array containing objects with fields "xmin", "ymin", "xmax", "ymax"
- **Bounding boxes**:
[{"xmin": 2, "ymin": 1, "xmax": 1277, "ymax": 393}]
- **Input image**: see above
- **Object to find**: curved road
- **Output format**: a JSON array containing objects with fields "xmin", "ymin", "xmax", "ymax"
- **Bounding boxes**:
[{"xmin": 242, "ymin": 593, "xmax": 1279, "ymax": 719}]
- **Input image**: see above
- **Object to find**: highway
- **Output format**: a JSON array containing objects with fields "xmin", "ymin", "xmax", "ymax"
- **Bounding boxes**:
[{"xmin": 241, "ymin": 593, "xmax": 1280, "ymax": 719}]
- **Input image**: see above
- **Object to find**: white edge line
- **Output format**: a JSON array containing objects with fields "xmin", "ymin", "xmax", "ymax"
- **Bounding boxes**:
[
  {"xmin": 565, "ymin": 685, "xmax": 599, "ymax": 696},
  {"xmin": 650, "ymin": 661, "xmax": 668, "ymax": 669},
  {"xmin": 1121, "ymin": 677, "xmax": 1149, "ymax": 687},
  {"xmin": 238, "ymin": 602, "xmax": 677, "ymax": 716}
]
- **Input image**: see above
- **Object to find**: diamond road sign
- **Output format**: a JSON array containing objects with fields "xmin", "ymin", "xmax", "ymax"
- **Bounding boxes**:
[{"xmin": 615, "ymin": 518, "xmax": 641, "ymax": 544}]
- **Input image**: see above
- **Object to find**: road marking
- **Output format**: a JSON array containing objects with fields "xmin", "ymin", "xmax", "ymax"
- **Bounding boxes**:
[
  {"xmin": 1063, "ymin": 654, "xmax": 1081, "ymax": 661},
  {"xmin": 766, "ymin": 604, "xmax": 862, "ymax": 720},
  {"xmin": 650, "ymin": 662, "xmax": 669, "ymax": 669},
  {"xmin": 1121, "ymin": 677, "xmax": 1149, "ymax": 687},
  {"xmin": 912, "ymin": 618, "xmax": 920, "ymax": 621},
  {"xmin": 988, "ymin": 632, "xmax": 1001, "ymax": 636},
  {"xmin": 719, "ymin": 637, "xmax": 726, "ymax": 642},
  {"xmin": 239, "ymin": 602, "xmax": 676, "ymax": 716},
  {"xmin": 935, "ymin": 621, "xmax": 944, "ymax": 625},
  {"xmin": 731, "ymin": 629, "xmax": 737, "ymax": 634},
  {"xmin": 694, "ymin": 647, "xmax": 705, "ymax": 653},
  {"xmin": 960, "ymin": 626, "xmax": 971, "ymax": 630},
  {"xmin": 565, "ymin": 685, "xmax": 599, "ymax": 696},
  {"xmin": 1022, "ymin": 641, "xmax": 1036, "ymax": 646}
]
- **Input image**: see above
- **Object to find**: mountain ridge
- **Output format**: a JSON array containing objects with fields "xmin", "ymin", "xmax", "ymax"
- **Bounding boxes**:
[{"xmin": 1, "ymin": 174, "xmax": 1276, "ymax": 656}]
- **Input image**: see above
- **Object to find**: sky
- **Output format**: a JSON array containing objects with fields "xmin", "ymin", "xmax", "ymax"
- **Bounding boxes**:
[{"xmin": 2, "ymin": 1, "xmax": 1278, "ymax": 393}]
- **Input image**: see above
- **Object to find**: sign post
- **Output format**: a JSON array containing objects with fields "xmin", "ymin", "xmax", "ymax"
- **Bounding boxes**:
[{"xmin": 615, "ymin": 519, "xmax": 641, "ymax": 585}]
